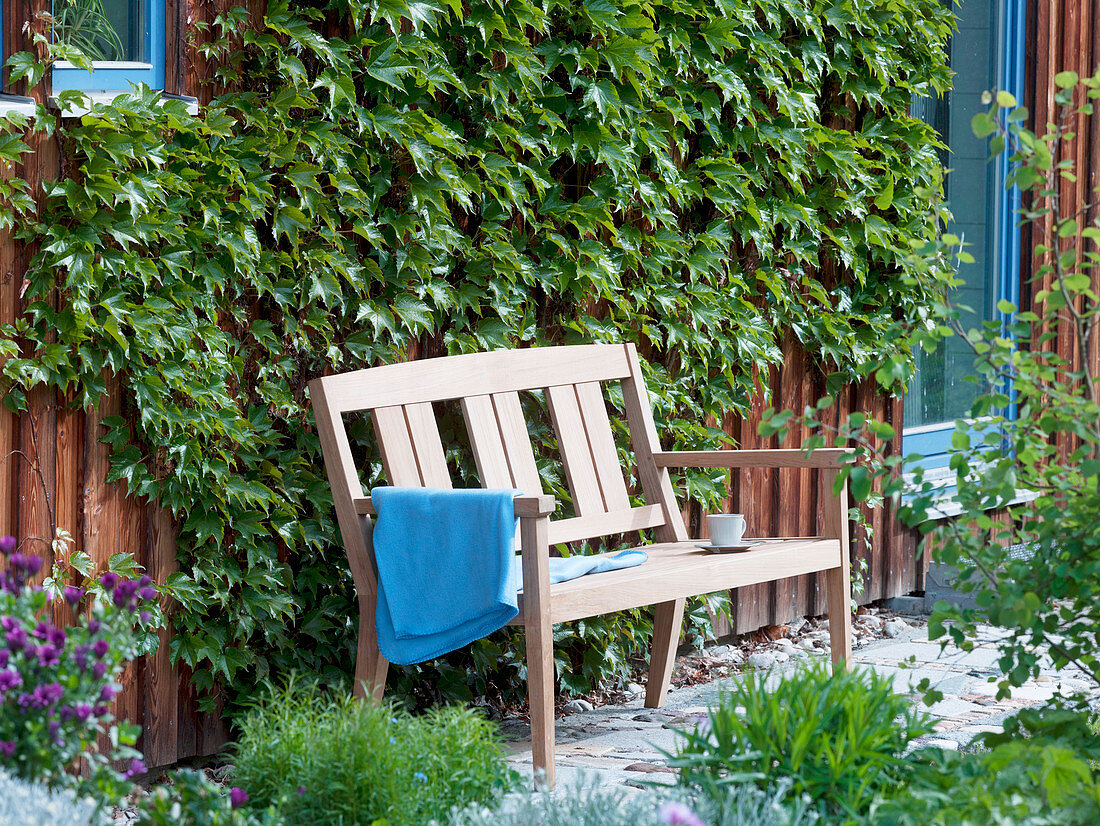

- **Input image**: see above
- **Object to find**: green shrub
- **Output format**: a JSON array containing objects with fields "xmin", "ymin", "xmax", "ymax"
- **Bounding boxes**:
[
  {"xmin": 871, "ymin": 704, "xmax": 1100, "ymax": 825},
  {"xmin": 448, "ymin": 779, "xmax": 817, "ymax": 826},
  {"xmin": 0, "ymin": 770, "xmax": 97, "ymax": 826},
  {"xmin": 231, "ymin": 683, "xmax": 516, "ymax": 826},
  {"xmin": 667, "ymin": 662, "xmax": 932, "ymax": 822},
  {"xmin": 135, "ymin": 770, "xmax": 284, "ymax": 826}
]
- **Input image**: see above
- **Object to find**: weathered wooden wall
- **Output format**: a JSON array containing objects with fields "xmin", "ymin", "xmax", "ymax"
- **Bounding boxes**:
[{"xmin": 0, "ymin": 0, "xmax": 1095, "ymax": 769}]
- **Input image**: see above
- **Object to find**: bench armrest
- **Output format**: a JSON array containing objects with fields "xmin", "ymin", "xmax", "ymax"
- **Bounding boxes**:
[
  {"xmin": 653, "ymin": 448, "xmax": 854, "ymax": 469},
  {"xmin": 352, "ymin": 493, "xmax": 557, "ymax": 518}
]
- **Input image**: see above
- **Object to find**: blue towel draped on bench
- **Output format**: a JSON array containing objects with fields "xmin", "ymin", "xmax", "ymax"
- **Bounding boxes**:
[{"xmin": 371, "ymin": 487, "xmax": 647, "ymax": 665}]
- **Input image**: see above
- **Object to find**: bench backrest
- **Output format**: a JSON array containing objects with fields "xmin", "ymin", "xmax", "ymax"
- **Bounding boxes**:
[{"xmin": 309, "ymin": 343, "xmax": 688, "ymax": 549}]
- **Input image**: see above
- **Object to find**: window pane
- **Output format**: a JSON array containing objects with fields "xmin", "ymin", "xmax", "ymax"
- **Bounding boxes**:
[
  {"xmin": 904, "ymin": 0, "xmax": 1002, "ymax": 430},
  {"xmin": 55, "ymin": 0, "xmax": 147, "ymax": 63}
]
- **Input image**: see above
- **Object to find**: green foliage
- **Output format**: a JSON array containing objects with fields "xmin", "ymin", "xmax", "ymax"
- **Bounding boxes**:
[
  {"xmin": 448, "ymin": 779, "xmax": 818, "ymax": 826},
  {"xmin": 0, "ymin": 0, "xmax": 952, "ymax": 708},
  {"xmin": 230, "ymin": 682, "xmax": 516, "ymax": 826},
  {"xmin": 763, "ymin": 69, "xmax": 1100, "ymax": 701},
  {"xmin": 870, "ymin": 703, "xmax": 1100, "ymax": 825},
  {"xmin": 135, "ymin": 770, "xmax": 284, "ymax": 826},
  {"xmin": 667, "ymin": 663, "xmax": 933, "ymax": 823}
]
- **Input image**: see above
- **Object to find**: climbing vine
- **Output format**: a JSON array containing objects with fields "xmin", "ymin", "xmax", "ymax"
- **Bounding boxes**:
[{"xmin": 0, "ymin": 0, "xmax": 952, "ymax": 707}]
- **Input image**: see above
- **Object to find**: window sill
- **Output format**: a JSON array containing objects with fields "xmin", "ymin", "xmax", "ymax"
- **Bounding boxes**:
[
  {"xmin": 0, "ymin": 93, "xmax": 37, "ymax": 119},
  {"xmin": 49, "ymin": 90, "xmax": 199, "ymax": 118}
]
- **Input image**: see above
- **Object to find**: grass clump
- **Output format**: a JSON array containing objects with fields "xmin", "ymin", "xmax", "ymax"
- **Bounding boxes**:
[
  {"xmin": 231, "ymin": 683, "xmax": 517, "ymax": 826},
  {"xmin": 667, "ymin": 662, "xmax": 932, "ymax": 823}
]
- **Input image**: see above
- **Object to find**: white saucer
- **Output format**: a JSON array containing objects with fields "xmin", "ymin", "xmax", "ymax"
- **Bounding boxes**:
[{"xmin": 695, "ymin": 540, "xmax": 762, "ymax": 553}]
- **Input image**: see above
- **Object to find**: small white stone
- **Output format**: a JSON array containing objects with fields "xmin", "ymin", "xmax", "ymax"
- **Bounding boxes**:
[
  {"xmin": 789, "ymin": 617, "xmax": 808, "ymax": 633},
  {"xmin": 884, "ymin": 619, "xmax": 908, "ymax": 638},
  {"xmin": 747, "ymin": 651, "xmax": 777, "ymax": 670},
  {"xmin": 626, "ymin": 682, "xmax": 645, "ymax": 696},
  {"xmin": 774, "ymin": 652, "xmax": 790, "ymax": 663},
  {"xmin": 564, "ymin": 699, "xmax": 594, "ymax": 713},
  {"xmin": 774, "ymin": 638, "xmax": 797, "ymax": 652},
  {"xmin": 798, "ymin": 638, "xmax": 818, "ymax": 652}
]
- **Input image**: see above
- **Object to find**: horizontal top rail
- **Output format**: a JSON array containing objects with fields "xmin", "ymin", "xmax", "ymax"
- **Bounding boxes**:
[{"xmin": 308, "ymin": 344, "xmax": 633, "ymax": 413}]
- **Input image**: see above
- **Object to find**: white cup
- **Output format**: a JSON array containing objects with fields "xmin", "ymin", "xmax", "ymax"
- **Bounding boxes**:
[{"xmin": 707, "ymin": 513, "xmax": 747, "ymax": 546}]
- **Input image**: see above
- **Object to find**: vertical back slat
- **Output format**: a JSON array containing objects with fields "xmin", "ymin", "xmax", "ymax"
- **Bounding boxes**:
[
  {"xmin": 403, "ymin": 402, "xmax": 452, "ymax": 488},
  {"xmin": 462, "ymin": 395, "xmax": 516, "ymax": 488},
  {"xmin": 574, "ymin": 382, "xmax": 631, "ymax": 512},
  {"xmin": 620, "ymin": 344, "xmax": 688, "ymax": 541},
  {"xmin": 546, "ymin": 385, "xmax": 605, "ymax": 516},
  {"xmin": 372, "ymin": 407, "xmax": 423, "ymax": 486},
  {"xmin": 492, "ymin": 393, "xmax": 543, "ymax": 496}
]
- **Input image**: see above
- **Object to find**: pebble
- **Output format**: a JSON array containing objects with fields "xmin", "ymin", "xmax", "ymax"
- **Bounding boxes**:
[
  {"xmin": 747, "ymin": 651, "xmax": 777, "ymax": 669},
  {"xmin": 922, "ymin": 738, "xmax": 960, "ymax": 751},
  {"xmin": 625, "ymin": 682, "xmax": 645, "ymax": 697},
  {"xmin": 798, "ymin": 638, "xmax": 818, "ymax": 652},
  {"xmin": 774, "ymin": 652, "xmax": 790, "ymax": 663},
  {"xmin": 564, "ymin": 699, "xmax": 595, "ymax": 714},
  {"xmin": 774, "ymin": 638, "xmax": 797, "ymax": 653},
  {"xmin": 884, "ymin": 619, "xmax": 908, "ymax": 638},
  {"xmin": 789, "ymin": 617, "xmax": 808, "ymax": 633}
]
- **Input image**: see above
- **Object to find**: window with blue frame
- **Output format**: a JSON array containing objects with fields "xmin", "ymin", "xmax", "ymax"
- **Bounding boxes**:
[
  {"xmin": 903, "ymin": 0, "xmax": 1025, "ymax": 471},
  {"xmin": 52, "ymin": 0, "xmax": 165, "ymax": 92}
]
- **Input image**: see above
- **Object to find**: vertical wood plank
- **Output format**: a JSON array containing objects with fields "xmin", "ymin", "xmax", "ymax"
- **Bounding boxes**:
[
  {"xmin": 403, "ymin": 402, "xmax": 451, "ymax": 487},
  {"xmin": 372, "ymin": 406, "xmax": 422, "ymax": 486},
  {"xmin": 143, "ymin": 505, "xmax": 179, "ymax": 768},
  {"xmin": 462, "ymin": 395, "xmax": 515, "ymax": 488},
  {"xmin": 574, "ymin": 382, "xmax": 631, "ymax": 512},
  {"xmin": 491, "ymin": 392, "xmax": 543, "ymax": 496},
  {"xmin": 546, "ymin": 384, "xmax": 605, "ymax": 517}
]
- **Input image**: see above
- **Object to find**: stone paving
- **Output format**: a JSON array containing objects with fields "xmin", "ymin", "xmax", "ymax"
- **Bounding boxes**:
[{"xmin": 501, "ymin": 612, "xmax": 1099, "ymax": 791}]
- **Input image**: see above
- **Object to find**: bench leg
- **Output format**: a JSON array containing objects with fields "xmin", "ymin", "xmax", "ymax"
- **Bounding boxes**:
[
  {"xmin": 354, "ymin": 598, "xmax": 390, "ymax": 701},
  {"xmin": 825, "ymin": 565, "xmax": 852, "ymax": 668},
  {"xmin": 645, "ymin": 598, "xmax": 685, "ymax": 708},
  {"xmin": 526, "ymin": 619, "xmax": 556, "ymax": 788}
]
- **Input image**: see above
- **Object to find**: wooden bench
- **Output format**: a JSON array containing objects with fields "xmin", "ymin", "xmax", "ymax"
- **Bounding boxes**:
[{"xmin": 308, "ymin": 343, "xmax": 853, "ymax": 786}]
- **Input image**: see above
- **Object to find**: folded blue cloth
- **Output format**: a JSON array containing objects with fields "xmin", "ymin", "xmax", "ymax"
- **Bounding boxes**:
[
  {"xmin": 512, "ymin": 550, "xmax": 649, "ymax": 593},
  {"xmin": 372, "ymin": 487, "xmax": 522, "ymax": 665}
]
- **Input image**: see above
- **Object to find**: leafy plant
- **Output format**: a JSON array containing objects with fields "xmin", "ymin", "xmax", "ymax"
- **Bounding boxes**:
[
  {"xmin": 0, "ymin": 769, "xmax": 98, "ymax": 826},
  {"xmin": 762, "ymin": 69, "xmax": 1100, "ymax": 701},
  {"xmin": 0, "ymin": 0, "xmax": 954, "ymax": 710},
  {"xmin": 230, "ymin": 681, "xmax": 517, "ymax": 826},
  {"xmin": 448, "ymin": 778, "xmax": 818, "ymax": 826},
  {"xmin": 134, "ymin": 770, "xmax": 284, "ymax": 826},
  {"xmin": 52, "ymin": 0, "xmax": 126, "ymax": 62},
  {"xmin": 667, "ymin": 662, "xmax": 933, "ymax": 823},
  {"xmin": 870, "ymin": 702, "xmax": 1100, "ymax": 825},
  {"xmin": 0, "ymin": 536, "xmax": 160, "ymax": 803}
]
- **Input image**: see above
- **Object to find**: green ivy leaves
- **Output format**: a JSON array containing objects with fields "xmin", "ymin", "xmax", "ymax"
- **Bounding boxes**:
[{"xmin": 0, "ymin": 0, "xmax": 951, "ymax": 707}]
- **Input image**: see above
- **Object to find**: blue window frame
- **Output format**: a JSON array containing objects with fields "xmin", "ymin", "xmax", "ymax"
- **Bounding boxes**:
[
  {"xmin": 903, "ymin": 0, "xmax": 1026, "ymax": 469},
  {"xmin": 52, "ymin": 0, "xmax": 165, "ymax": 92}
]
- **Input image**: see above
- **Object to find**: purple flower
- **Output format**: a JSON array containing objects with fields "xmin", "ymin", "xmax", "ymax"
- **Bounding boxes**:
[
  {"xmin": 140, "ymin": 611, "xmax": 152, "ymax": 625},
  {"xmin": 92, "ymin": 662, "xmax": 107, "ymax": 680},
  {"xmin": 74, "ymin": 703, "xmax": 94, "ymax": 722},
  {"xmin": 93, "ymin": 703, "xmax": 108, "ymax": 717},
  {"xmin": 0, "ymin": 650, "xmax": 8, "ymax": 668},
  {"xmin": 125, "ymin": 758, "xmax": 147, "ymax": 778},
  {"xmin": 87, "ymin": 619, "xmax": 102, "ymax": 634},
  {"xmin": 46, "ymin": 626, "xmax": 66, "ymax": 647},
  {"xmin": 0, "ymin": 536, "xmax": 14, "ymax": 556},
  {"xmin": 3, "ymin": 626, "xmax": 26, "ymax": 650},
  {"xmin": 113, "ymin": 579, "xmax": 140, "ymax": 608},
  {"xmin": 229, "ymin": 787, "xmax": 248, "ymax": 809},
  {"xmin": 0, "ymin": 668, "xmax": 22, "ymax": 692},
  {"xmin": 658, "ymin": 802, "xmax": 705, "ymax": 826},
  {"xmin": 36, "ymin": 643, "xmax": 61, "ymax": 667},
  {"xmin": 0, "ymin": 741, "xmax": 13, "ymax": 758},
  {"xmin": 140, "ymin": 586, "xmax": 157, "ymax": 602},
  {"xmin": 99, "ymin": 685, "xmax": 118, "ymax": 703},
  {"xmin": 99, "ymin": 572, "xmax": 120, "ymax": 592},
  {"xmin": 48, "ymin": 720, "xmax": 61, "ymax": 745},
  {"xmin": 92, "ymin": 639, "xmax": 110, "ymax": 659},
  {"xmin": 73, "ymin": 644, "xmax": 90, "ymax": 671},
  {"xmin": 296, "ymin": 785, "xmax": 306, "ymax": 795},
  {"xmin": 63, "ymin": 586, "xmax": 84, "ymax": 606},
  {"xmin": 9, "ymin": 553, "xmax": 41, "ymax": 575}
]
